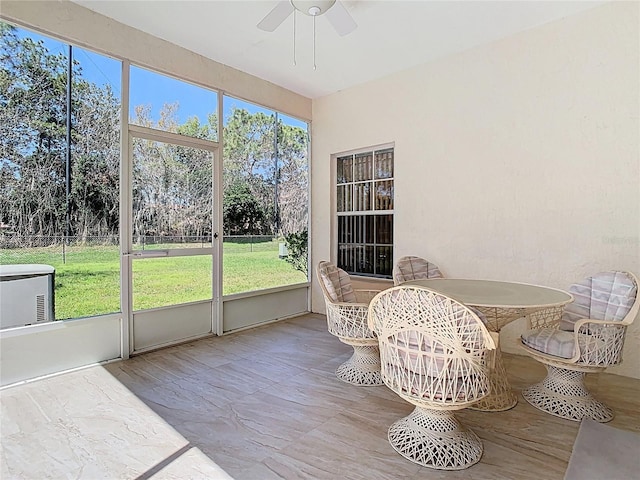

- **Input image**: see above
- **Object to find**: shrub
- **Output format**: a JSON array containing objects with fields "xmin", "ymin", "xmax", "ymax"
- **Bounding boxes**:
[{"xmin": 283, "ymin": 230, "xmax": 308, "ymax": 276}]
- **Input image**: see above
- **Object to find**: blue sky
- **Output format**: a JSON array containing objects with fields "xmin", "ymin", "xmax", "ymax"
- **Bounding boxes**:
[{"xmin": 14, "ymin": 25, "xmax": 307, "ymax": 130}]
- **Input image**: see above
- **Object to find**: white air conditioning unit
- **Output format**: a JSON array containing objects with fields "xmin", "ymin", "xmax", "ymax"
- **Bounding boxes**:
[{"xmin": 0, "ymin": 264, "xmax": 55, "ymax": 329}]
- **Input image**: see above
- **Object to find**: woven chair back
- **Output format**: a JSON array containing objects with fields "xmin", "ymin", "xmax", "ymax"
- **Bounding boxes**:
[
  {"xmin": 316, "ymin": 261, "xmax": 356, "ymax": 303},
  {"xmin": 563, "ymin": 271, "xmax": 638, "ymax": 324},
  {"xmin": 368, "ymin": 285, "xmax": 495, "ymax": 406},
  {"xmin": 393, "ymin": 256, "xmax": 443, "ymax": 285}
]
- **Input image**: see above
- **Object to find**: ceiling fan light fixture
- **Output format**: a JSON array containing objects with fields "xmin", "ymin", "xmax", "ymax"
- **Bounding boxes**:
[
  {"xmin": 258, "ymin": 0, "xmax": 356, "ymax": 69},
  {"xmin": 291, "ymin": 0, "xmax": 336, "ymax": 17}
]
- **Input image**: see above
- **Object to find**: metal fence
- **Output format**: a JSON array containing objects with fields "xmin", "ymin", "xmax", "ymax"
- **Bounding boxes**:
[
  {"xmin": 0, "ymin": 235, "xmax": 119, "ymax": 249},
  {"xmin": 0, "ymin": 234, "xmax": 280, "ymax": 264}
]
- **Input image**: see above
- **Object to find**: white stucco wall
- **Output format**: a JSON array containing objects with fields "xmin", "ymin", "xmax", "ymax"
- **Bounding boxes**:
[{"xmin": 311, "ymin": 2, "xmax": 640, "ymax": 377}]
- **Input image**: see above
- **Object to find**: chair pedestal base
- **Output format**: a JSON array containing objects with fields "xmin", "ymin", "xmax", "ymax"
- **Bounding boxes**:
[
  {"xmin": 522, "ymin": 365, "xmax": 613, "ymax": 422},
  {"xmin": 468, "ymin": 347, "xmax": 517, "ymax": 412},
  {"xmin": 388, "ymin": 407, "xmax": 483, "ymax": 470},
  {"xmin": 336, "ymin": 344, "xmax": 383, "ymax": 386}
]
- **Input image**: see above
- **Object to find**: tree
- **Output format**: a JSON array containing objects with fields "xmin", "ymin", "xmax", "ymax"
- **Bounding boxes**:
[
  {"xmin": 223, "ymin": 181, "xmax": 268, "ymax": 235},
  {"xmin": 0, "ymin": 23, "xmax": 69, "ymax": 236},
  {"xmin": 71, "ymin": 81, "xmax": 120, "ymax": 239},
  {"xmin": 222, "ymin": 108, "xmax": 308, "ymax": 237},
  {"xmin": 275, "ymin": 122, "xmax": 308, "ymax": 236},
  {"xmin": 0, "ymin": 22, "xmax": 121, "ymax": 240}
]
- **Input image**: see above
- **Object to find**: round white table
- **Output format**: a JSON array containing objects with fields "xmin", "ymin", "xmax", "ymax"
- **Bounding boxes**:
[{"xmin": 403, "ymin": 278, "xmax": 573, "ymax": 411}]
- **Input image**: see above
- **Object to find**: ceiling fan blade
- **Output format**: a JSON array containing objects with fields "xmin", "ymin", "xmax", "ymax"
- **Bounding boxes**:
[
  {"xmin": 257, "ymin": 1, "xmax": 295, "ymax": 32},
  {"xmin": 325, "ymin": 1, "xmax": 357, "ymax": 36}
]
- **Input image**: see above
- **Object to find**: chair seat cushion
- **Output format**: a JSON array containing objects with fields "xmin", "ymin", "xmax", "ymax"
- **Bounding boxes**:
[{"xmin": 521, "ymin": 328, "xmax": 576, "ymax": 359}]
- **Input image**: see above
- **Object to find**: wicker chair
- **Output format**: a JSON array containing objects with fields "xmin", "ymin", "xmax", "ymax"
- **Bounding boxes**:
[
  {"xmin": 368, "ymin": 285, "xmax": 496, "ymax": 470},
  {"xmin": 520, "ymin": 271, "xmax": 639, "ymax": 422},
  {"xmin": 316, "ymin": 261, "xmax": 384, "ymax": 386},
  {"xmin": 393, "ymin": 255, "xmax": 443, "ymax": 285}
]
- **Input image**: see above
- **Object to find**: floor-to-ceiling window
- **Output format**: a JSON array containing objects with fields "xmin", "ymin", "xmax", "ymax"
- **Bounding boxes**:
[
  {"xmin": 222, "ymin": 96, "xmax": 309, "ymax": 295},
  {"xmin": 0, "ymin": 22, "xmax": 122, "ymax": 327}
]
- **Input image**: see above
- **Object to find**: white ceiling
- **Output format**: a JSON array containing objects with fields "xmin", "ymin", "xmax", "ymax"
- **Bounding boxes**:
[{"xmin": 73, "ymin": 0, "xmax": 603, "ymax": 99}]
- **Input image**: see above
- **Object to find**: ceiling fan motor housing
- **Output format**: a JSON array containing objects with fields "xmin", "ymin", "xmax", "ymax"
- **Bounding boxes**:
[{"xmin": 291, "ymin": 0, "xmax": 337, "ymax": 16}]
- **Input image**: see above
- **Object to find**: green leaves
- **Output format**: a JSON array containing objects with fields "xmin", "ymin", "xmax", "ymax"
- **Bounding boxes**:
[
  {"xmin": 223, "ymin": 181, "xmax": 268, "ymax": 235},
  {"xmin": 283, "ymin": 229, "xmax": 308, "ymax": 276}
]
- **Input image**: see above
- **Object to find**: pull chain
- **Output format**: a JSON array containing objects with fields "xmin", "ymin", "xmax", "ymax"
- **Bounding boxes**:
[
  {"xmin": 313, "ymin": 14, "xmax": 317, "ymax": 70},
  {"xmin": 292, "ymin": 9, "xmax": 296, "ymax": 66}
]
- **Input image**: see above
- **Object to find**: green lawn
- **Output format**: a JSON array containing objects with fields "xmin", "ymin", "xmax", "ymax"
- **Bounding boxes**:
[{"xmin": 0, "ymin": 241, "xmax": 307, "ymax": 320}]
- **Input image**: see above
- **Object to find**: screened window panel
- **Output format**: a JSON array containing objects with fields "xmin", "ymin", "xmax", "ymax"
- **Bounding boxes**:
[
  {"xmin": 353, "ymin": 183, "xmax": 371, "ymax": 211},
  {"xmin": 221, "ymin": 97, "xmax": 309, "ymax": 295},
  {"xmin": 376, "ymin": 245, "xmax": 393, "ymax": 276},
  {"xmin": 354, "ymin": 152, "xmax": 373, "ymax": 182},
  {"xmin": 132, "ymin": 256, "xmax": 212, "ymax": 310},
  {"xmin": 376, "ymin": 214, "xmax": 394, "ymax": 245},
  {"xmin": 337, "ymin": 184, "xmax": 352, "ymax": 212},
  {"xmin": 130, "ymin": 66, "xmax": 218, "ymax": 141},
  {"xmin": 351, "ymin": 245, "xmax": 374, "ymax": 275},
  {"xmin": 337, "ymin": 155, "xmax": 353, "ymax": 183},
  {"xmin": 131, "ymin": 139, "xmax": 213, "ymax": 250},
  {"xmin": 337, "ymin": 216, "xmax": 345, "ymax": 244},
  {"xmin": 375, "ymin": 149, "xmax": 394, "ymax": 179},
  {"xmin": 366, "ymin": 215, "xmax": 375, "ymax": 245},
  {"xmin": 338, "ymin": 244, "xmax": 354, "ymax": 273},
  {"xmin": 337, "ymin": 158, "xmax": 346, "ymax": 184},
  {"xmin": 375, "ymin": 180, "xmax": 394, "ymax": 210},
  {"xmin": 350, "ymin": 216, "xmax": 362, "ymax": 244},
  {"xmin": 0, "ymin": 26, "xmax": 123, "ymax": 324}
]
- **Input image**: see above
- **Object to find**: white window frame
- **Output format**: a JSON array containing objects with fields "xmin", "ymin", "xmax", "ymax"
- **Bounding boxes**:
[{"xmin": 332, "ymin": 142, "xmax": 394, "ymax": 278}]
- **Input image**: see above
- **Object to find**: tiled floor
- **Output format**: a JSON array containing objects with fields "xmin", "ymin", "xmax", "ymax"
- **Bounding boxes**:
[{"xmin": 1, "ymin": 313, "xmax": 639, "ymax": 479}]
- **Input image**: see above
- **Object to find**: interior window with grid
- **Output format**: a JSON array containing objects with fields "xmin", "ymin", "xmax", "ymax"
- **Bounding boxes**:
[{"xmin": 336, "ymin": 147, "xmax": 393, "ymax": 278}]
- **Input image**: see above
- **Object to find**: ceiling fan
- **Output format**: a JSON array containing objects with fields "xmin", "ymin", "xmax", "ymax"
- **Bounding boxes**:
[
  {"xmin": 258, "ymin": 0, "xmax": 357, "ymax": 37},
  {"xmin": 257, "ymin": 1, "xmax": 357, "ymax": 69}
]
